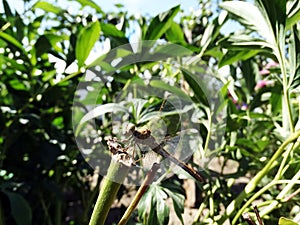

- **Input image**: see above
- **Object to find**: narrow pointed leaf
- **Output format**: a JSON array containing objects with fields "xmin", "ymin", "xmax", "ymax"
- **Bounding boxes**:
[
  {"xmin": 33, "ymin": 1, "xmax": 62, "ymax": 14},
  {"xmin": 77, "ymin": 0, "xmax": 103, "ymax": 13},
  {"xmin": 0, "ymin": 32, "xmax": 25, "ymax": 52},
  {"xmin": 149, "ymin": 80, "xmax": 191, "ymax": 101},
  {"xmin": 3, "ymin": 191, "xmax": 32, "ymax": 225},
  {"xmin": 220, "ymin": 1, "xmax": 272, "ymax": 42},
  {"xmin": 166, "ymin": 22, "xmax": 186, "ymax": 44},
  {"xmin": 76, "ymin": 20, "xmax": 101, "ymax": 67},
  {"xmin": 75, "ymin": 103, "xmax": 128, "ymax": 135},
  {"xmin": 145, "ymin": 5, "xmax": 180, "ymax": 40},
  {"xmin": 286, "ymin": 1, "xmax": 300, "ymax": 29},
  {"xmin": 181, "ymin": 68, "xmax": 210, "ymax": 106},
  {"xmin": 289, "ymin": 26, "xmax": 300, "ymax": 88}
]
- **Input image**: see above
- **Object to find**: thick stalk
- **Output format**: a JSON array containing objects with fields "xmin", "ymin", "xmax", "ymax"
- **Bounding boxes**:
[
  {"xmin": 276, "ymin": 48, "xmax": 294, "ymax": 133},
  {"xmin": 88, "ymin": 158, "xmax": 130, "ymax": 225}
]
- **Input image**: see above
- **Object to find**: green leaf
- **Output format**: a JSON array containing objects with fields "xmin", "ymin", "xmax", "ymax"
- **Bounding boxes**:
[
  {"xmin": 286, "ymin": 1, "xmax": 300, "ymax": 29},
  {"xmin": 155, "ymin": 187, "xmax": 169, "ymax": 225},
  {"xmin": 164, "ymin": 188, "xmax": 184, "ymax": 224},
  {"xmin": 3, "ymin": 191, "xmax": 32, "ymax": 225},
  {"xmin": 219, "ymin": 50, "xmax": 261, "ymax": 68},
  {"xmin": 33, "ymin": 1, "xmax": 62, "ymax": 14},
  {"xmin": 138, "ymin": 104, "xmax": 193, "ymax": 125},
  {"xmin": 138, "ymin": 186, "xmax": 155, "ymax": 219},
  {"xmin": 9, "ymin": 79, "xmax": 29, "ymax": 91},
  {"xmin": 278, "ymin": 217, "xmax": 298, "ymax": 225},
  {"xmin": 100, "ymin": 23, "xmax": 128, "ymax": 47},
  {"xmin": 256, "ymin": 0, "xmax": 286, "ymax": 62},
  {"xmin": 152, "ymin": 44, "xmax": 193, "ymax": 58},
  {"xmin": 35, "ymin": 35, "xmax": 51, "ymax": 57},
  {"xmin": 288, "ymin": 26, "xmax": 300, "ymax": 88},
  {"xmin": 256, "ymin": 0, "xmax": 286, "ymax": 40},
  {"xmin": 145, "ymin": 5, "xmax": 180, "ymax": 40},
  {"xmin": 77, "ymin": 0, "xmax": 103, "ymax": 13},
  {"xmin": 149, "ymin": 80, "xmax": 191, "ymax": 101},
  {"xmin": 270, "ymin": 84, "xmax": 282, "ymax": 115},
  {"xmin": 180, "ymin": 68, "xmax": 209, "ymax": 106},
  {"xmin": 218, "ymin": 34, "xmax": 273, "ymax": 51},
  {"xmin": 199, "ymin": 13, "xmax": 227, "ymax": 57},
  {"xmin": 3, "ymin": 0, "xmax": 13, "ymax": 18},
  {"xmin": 0, "ymin": 32, "xmax": 24, "ymax": 51},
  {"xmin": 35, "ymin": 34, "xmax": 66, "ymax": 56},
  {"xmin": 240, "ymin": 59, "xmax": 260, "ymax": 93},
  {"xmin": 165, "ymin": 22, "xmax": 186, "ymax": 44},
  {"xmin": 100, "ymin": 23, "xmax": 126, "ymax": 38},
  {"xmin": 75, "ymin": 103, "xmax": 128, "ymax": 136},
  {"xmin": 219, "ymin": 1, "xmax": 273, "ymax": 43},
  {"xmin": 76, "ymin": 20, "xmax": 101, "ymax": 68}
]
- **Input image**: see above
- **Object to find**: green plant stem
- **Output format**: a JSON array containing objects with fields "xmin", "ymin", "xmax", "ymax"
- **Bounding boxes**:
[
  {"xmin": 221, "ymin": 129, "xmax": 300, "ymax": 224},
  {"xmin": 193, "ymin": 198, "xmax": 207, "ymax": 223},
  {"xmin": 232, "ymin": 180, "xmax": 300, "ymax": 224},
  {"xmin": 83, "ymin": 183, "xmax": 101, "ymax": 224},
  {"xmin": 88, "ymin": 158, "xmax": 130, "ymax": 225},
  {"xmin": 275, "ymin": 142, "xmax": 298, "ymax": 180},
  {"xmin": 203, "ymin": 107, "xmax": 212, "ymax": 157},
  {"xmin": 276, "ymin": 48, "xmax": 294, "ymax": 133},
  {"xmin": 38, "ymin": 190, "xmax": 53, "ymax": 225},
  {"xmin": 260, "ymin": 170, "xmax": 300, "ymax": 216}
]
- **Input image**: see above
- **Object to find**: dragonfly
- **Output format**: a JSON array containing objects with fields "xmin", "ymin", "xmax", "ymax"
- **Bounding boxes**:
[{"xmin": 124, "ymin": 123, "xmax": 205, "ymax": 183}]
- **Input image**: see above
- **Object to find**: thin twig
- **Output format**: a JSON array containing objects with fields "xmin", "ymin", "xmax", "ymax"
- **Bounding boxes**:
[
  {"xmin": 253, "ymin": 205, "xmax": 264, "ymax": 225},
  {"xmin": 118, "ymin": 163, "xmax": 160, "ymax": 225},
  {"xmin": 242, "ymin": 212, "xmax": 256, "ymax": 225},
  {"xmin": 283, "ymin": 187, "xmax": 300, "ymax": 202}
]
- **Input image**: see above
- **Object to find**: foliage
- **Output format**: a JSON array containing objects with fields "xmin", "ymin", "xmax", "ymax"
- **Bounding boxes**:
[{"xmin": 0, "ymin": 0, "xmax": 300, "ymax": 225}]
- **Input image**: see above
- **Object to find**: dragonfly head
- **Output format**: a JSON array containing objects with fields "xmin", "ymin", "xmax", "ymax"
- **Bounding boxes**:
[{"xmin": 124, "ymin": 123, "xmax": 136, "ymax": 137}]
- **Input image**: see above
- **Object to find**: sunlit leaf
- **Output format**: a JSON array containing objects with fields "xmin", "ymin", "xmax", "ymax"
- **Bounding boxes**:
[
  {"xmin": 76, "ymin": 20, "xmax": 101, "ymax": 67},
  {"xmin": 77, "ymin": 0, "xmax": 103, "ymax": 13},
  {"xmin": 278, "ymin": 217, "xmax": 298, "ymax": 225},
  {"xmin": 286, "ymin": 0, "xmax": 300, "ymax": 29},
  {"xmin": 138, "ymin": 104, "xmax": 193, "ymax": 125},
  {"xmin": 288, "ymin": 26, "xmax": 300, "ymax": 88},
  {"xmin": 220, "ymin": 1, "xmax": 273, "ymax": 43},
  {"xmin": 166, "ymin": 22, "xmax": 186, "ymax": 44},
  {"xmin": 256, "ymin": 0, "xmax": 286, "ymax": 39},
  {"xmin": 0, "ymin": 32, "xmax": 24, "ymax": 51},
  {"xmin": 145, "ymin": 5, "xmax": 180, "ymax": 40},
  {"xmin": 33, "ymin": 1, "xmax": 62, "ymax": 14},
  {"xmin": 101, "ymin": 23, "xmax": 126, "ymax": 38},
  {"xmin": 256, "ymin": 0, "xmax": 286, "ymax": 60},
  {"xmin": 199, "ymin": 12, "xmax": 227, "ymax": 57}
]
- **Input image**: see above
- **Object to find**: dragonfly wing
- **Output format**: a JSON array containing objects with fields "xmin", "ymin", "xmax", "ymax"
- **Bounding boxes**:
[{"xmin": 162, "ymin": 129, "xmax": 203, "ymax": 163}]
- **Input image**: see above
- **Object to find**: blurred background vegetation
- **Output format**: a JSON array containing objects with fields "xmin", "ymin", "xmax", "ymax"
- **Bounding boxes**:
[{"xmin": 0, "ymin": 0, "xmax": 300, "ymax": 224}]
